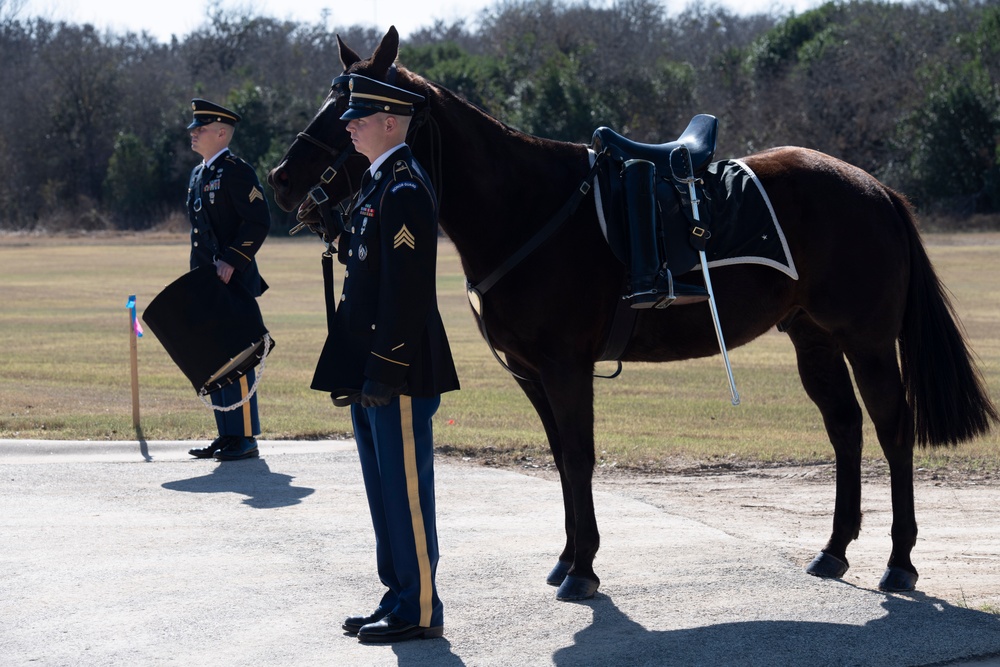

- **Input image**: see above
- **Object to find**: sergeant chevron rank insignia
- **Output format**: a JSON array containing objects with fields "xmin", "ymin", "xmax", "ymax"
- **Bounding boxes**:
[
  {"xmin": 393, "ymin": 225, "xmax": 415, "ymax": 250},
  {"xmin": 249, "ymin": 186, "xmax": 264, "ymax": 203}
]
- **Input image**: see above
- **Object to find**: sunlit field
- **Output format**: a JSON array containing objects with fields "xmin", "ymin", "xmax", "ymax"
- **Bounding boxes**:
[{"xmin": 1, "ymin": 232, "xmax": 997, "ymax": 475}]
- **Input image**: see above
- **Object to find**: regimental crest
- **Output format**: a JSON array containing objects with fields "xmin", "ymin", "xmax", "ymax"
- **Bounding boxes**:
[
  {"xmin": 393, "ymin": 224, "xmax": 415, "ymax": 250},
  {"xmin": 392, "ymin": 160, "xmax": 414, "ymax": 181}
]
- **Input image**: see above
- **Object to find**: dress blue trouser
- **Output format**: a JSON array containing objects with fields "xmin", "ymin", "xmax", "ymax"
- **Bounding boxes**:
[
  {"xmin": 210, "ymin": 373, "xmax": 260, "ymax": 438},
  {"xmin": 351, "ymin": 395, "xmax": 443, "ymax": 628}
]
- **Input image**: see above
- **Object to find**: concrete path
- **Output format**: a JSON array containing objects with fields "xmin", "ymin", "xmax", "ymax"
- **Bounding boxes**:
[{"xmin": 2, "ymin": 439, "xmax": 998, "ymax": 666}]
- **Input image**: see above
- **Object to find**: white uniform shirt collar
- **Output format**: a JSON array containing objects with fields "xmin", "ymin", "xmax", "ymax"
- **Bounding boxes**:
[
  {"xmin": 368, "ymin": 143, "xmax": 407, "ymax": 178},
  {"xmin": 204, "ymin": 148, "xmax": 229, "ymax": 168}
]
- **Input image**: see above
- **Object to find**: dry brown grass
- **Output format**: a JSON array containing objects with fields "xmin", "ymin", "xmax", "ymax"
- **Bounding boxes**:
[{"xmin": 1, "ymin": 231, "xmax": 998, "ymax": 477}]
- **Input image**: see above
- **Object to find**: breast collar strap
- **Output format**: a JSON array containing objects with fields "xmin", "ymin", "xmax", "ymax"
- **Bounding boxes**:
[
  {"xmin": 469, "ymin": 150, "xmax": 606, "ymax": 299},
  {"xmin": 467, "ymin": 150, "xmax": 618, "ymax": 383}
]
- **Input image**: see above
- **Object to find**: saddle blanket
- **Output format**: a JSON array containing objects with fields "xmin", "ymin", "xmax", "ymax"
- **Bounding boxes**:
[{"xmin": 592, "ymin": 152, "xmax": 799, "ymax": 281}]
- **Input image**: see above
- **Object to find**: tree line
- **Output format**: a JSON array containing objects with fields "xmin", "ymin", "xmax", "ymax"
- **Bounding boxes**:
[{"xmin": 1, "ymin": 0, "xmax": 998, "ymax": 233}]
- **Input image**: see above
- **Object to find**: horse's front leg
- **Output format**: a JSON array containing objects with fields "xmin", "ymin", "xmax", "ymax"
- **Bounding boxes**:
[
  {"xmin": 508, "ymin": 355, "xmax": 600, "ymax": 599},
  {"xmin": 535, "ymin": 360, "xmax": 600, "ymax": 600},
  {"xmin": 510, "ymin": 367, "xmax": 578, "ymax": 590}
]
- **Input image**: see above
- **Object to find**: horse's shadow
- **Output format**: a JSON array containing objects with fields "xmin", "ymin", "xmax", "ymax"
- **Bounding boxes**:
[
  {"xmin": 554, "ymin": 590, "xmax": 1000, "ymax": 667},
  {"xmin": 161, "ymin": 458, "xmax": 314, "ymax": 508}
]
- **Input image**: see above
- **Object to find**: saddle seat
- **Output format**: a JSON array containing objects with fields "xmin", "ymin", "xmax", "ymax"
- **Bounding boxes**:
[{"xmin": 591, "ymin": 114, "xmax": 718, "ymax": 180}]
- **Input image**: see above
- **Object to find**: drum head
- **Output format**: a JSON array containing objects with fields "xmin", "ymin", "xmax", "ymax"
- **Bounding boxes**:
[{"xmin": 143, "ymin": 265, "xmax": 276, "ymax": 395}]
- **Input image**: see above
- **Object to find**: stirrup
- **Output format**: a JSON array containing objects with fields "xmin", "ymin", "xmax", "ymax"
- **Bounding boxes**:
[
  {"xmin": 672, "ymin": 281, "xmax": 709, "ymax": 305},
  {"xmin": 626, "ymin": 271, "xmax": 707, "ymax": 309},
  {"xmin": 627, "ymin": 288, "xmax": 674, "ymax": 310}
]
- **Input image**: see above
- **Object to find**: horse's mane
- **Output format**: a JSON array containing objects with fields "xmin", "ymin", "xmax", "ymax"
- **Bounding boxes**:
[{"xmin": 395, "ymin": 64, "xmax": 586, "ymax": 161}]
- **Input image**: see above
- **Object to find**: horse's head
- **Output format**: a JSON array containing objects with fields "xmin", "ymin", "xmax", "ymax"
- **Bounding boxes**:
[{"xmin": 266, "ymin": 26, "xmax": 408, "ymax": 224}]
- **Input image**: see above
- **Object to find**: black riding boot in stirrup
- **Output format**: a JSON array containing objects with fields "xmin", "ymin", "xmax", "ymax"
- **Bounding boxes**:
[{"xmin": 622, "ymin": 159, "xmax": 707, "ymax": 309}]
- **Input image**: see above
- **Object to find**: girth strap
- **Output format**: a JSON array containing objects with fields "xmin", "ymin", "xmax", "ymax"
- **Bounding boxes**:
[{"xmin": 597, "ymin": 297, "xmax": 638, "ymax": 363}]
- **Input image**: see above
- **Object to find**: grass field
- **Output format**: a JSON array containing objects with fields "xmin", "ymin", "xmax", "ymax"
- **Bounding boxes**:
[{"xmin": 1, "ymin": 231, "xmax": 998, "ymax": 475}]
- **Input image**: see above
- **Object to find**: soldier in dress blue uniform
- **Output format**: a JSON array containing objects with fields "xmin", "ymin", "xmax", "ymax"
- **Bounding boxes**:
[
  {"xmin": 184, "ymin": 98, "xmax": 271, "ymax": 461},
  {"xmin": 310, "ymin": 75, "xmax": 459, "ymax": 643}
]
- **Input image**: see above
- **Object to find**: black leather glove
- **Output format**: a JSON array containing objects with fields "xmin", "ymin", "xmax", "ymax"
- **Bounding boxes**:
[
  {"xmin": 300, "ymin": 220, "xmax": 333, "ymax": 244},
  {"xmin": 359, "ymin": 379, "xmax": 396, "ymax": 408}
]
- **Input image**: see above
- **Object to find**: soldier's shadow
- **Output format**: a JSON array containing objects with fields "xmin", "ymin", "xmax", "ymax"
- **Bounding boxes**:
[{"xmin": 162, "ymin": 458, "xmax": 314, "ymax": 508}]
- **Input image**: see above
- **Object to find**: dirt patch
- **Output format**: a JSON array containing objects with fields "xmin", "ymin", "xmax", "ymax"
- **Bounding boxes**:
[{"xmin": 451, "ymin": 453, "xmax": 1000, "ymax": 613}]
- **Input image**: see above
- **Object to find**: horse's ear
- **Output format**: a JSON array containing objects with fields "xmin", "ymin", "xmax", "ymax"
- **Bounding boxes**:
[
  {"xmin": 369, "ymin": 26, "xmax": 400, "ymax": 78},
  {"xmin": 337, "ymin": 34, "xmax": 360, "ymax": 71}
]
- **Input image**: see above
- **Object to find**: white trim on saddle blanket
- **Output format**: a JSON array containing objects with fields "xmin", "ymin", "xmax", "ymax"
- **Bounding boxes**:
[{"xmin": 589, "ymin": 150, "xmax": 799, "ymax": 281}]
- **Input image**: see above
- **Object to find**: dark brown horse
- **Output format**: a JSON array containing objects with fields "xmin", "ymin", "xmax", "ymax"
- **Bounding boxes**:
[{"xmin": 268, "ymin": 27, "xmax": 998, "ymax": 601}]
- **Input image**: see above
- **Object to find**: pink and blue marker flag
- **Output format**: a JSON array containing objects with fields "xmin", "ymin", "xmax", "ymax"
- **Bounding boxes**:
[{"xmin": 126, "ymin": 295, "xmax": 144, "ymax": 338}]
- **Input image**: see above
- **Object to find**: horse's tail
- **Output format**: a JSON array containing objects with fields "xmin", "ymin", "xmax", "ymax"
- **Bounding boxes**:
[{"xmin": 894, "ymin": 191, "xmax": 999, "ymax": 446}]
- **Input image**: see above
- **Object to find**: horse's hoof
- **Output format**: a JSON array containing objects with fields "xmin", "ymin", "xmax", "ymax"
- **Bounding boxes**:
[
  {"xmin": 546, "ymin": 560, "xmax": 572, "ymax": 587},
  {"xmin": 806, "ymin": 551, "xmax": 849, "ymax": 579},
  {"xmin": 878, "ymin": 566, "xmax": 918, "ymax": 592},
  {"xmin": 555, "ymin": 575, "xmax": 599, "ymax": 601}
]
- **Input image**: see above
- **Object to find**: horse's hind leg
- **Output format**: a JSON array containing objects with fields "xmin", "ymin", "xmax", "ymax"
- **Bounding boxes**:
[
  {"xmin": 844, "ymin": 345, "xmax": 918, "ymax": 591},
  {"xmin": 785, "ymin": 318, "xmax": 865, "ymax": 579}
]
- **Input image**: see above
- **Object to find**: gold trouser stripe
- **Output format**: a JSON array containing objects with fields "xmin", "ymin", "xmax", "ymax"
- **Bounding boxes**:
[
  {"xmin": 400, "ymin": 396, "xmax": 433, "ymax": 626},
  {"xmin": 240, "ymin": 375, "xmax": 251, "ymax": 436}
]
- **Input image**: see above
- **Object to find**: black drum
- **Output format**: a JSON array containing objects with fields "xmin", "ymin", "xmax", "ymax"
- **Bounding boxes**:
[{"xmin": 142, "ymin": 265, "xmax": 275, "ymax": 396}]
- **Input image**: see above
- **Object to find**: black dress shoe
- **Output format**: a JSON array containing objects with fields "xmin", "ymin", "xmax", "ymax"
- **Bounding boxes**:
[
  {"xmin": 342, "ymin": 608, "xmax": 389, "ymax": 635},
  {"xmin": 357, "ymin": 613, "xmax": 443, "ymax": 643},
  {"xmin": 188, "ymin": 436, "xmax": 233, "ymax": 459},
  {"xmin": 214, "ymin": 437, "xmax": 259, "ymax": 461}
]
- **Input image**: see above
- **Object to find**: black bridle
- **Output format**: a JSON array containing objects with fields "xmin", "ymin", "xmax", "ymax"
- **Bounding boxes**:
[
  {"xmin": 290, "ymin": 131, "xmax": 355, "ymax": 227},
  {"xmin": 289, "ymin": 63, "xmax": 444, "ymax": 233},
  {"xmin": 287, "ymin": 78, "xmax": 358, "ymax": 238}
]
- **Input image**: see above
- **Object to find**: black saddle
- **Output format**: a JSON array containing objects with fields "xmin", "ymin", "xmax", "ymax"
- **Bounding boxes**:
[
  {"xmin": 591, "ymin": 114, "xmax": 719, "ymax": 179},
  {"xmin": 590, "ymin": 114, "xmax": 719, "ymax": 273}
]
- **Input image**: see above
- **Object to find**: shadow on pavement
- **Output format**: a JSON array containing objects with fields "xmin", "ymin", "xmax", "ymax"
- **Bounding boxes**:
[
  {"xmin": 161, "ymin": 457, "xmax": 315, "ymax": 508},
  {"xmin": 553, "ymin": 592, "xmax": 1000, "ymax": 667}
]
